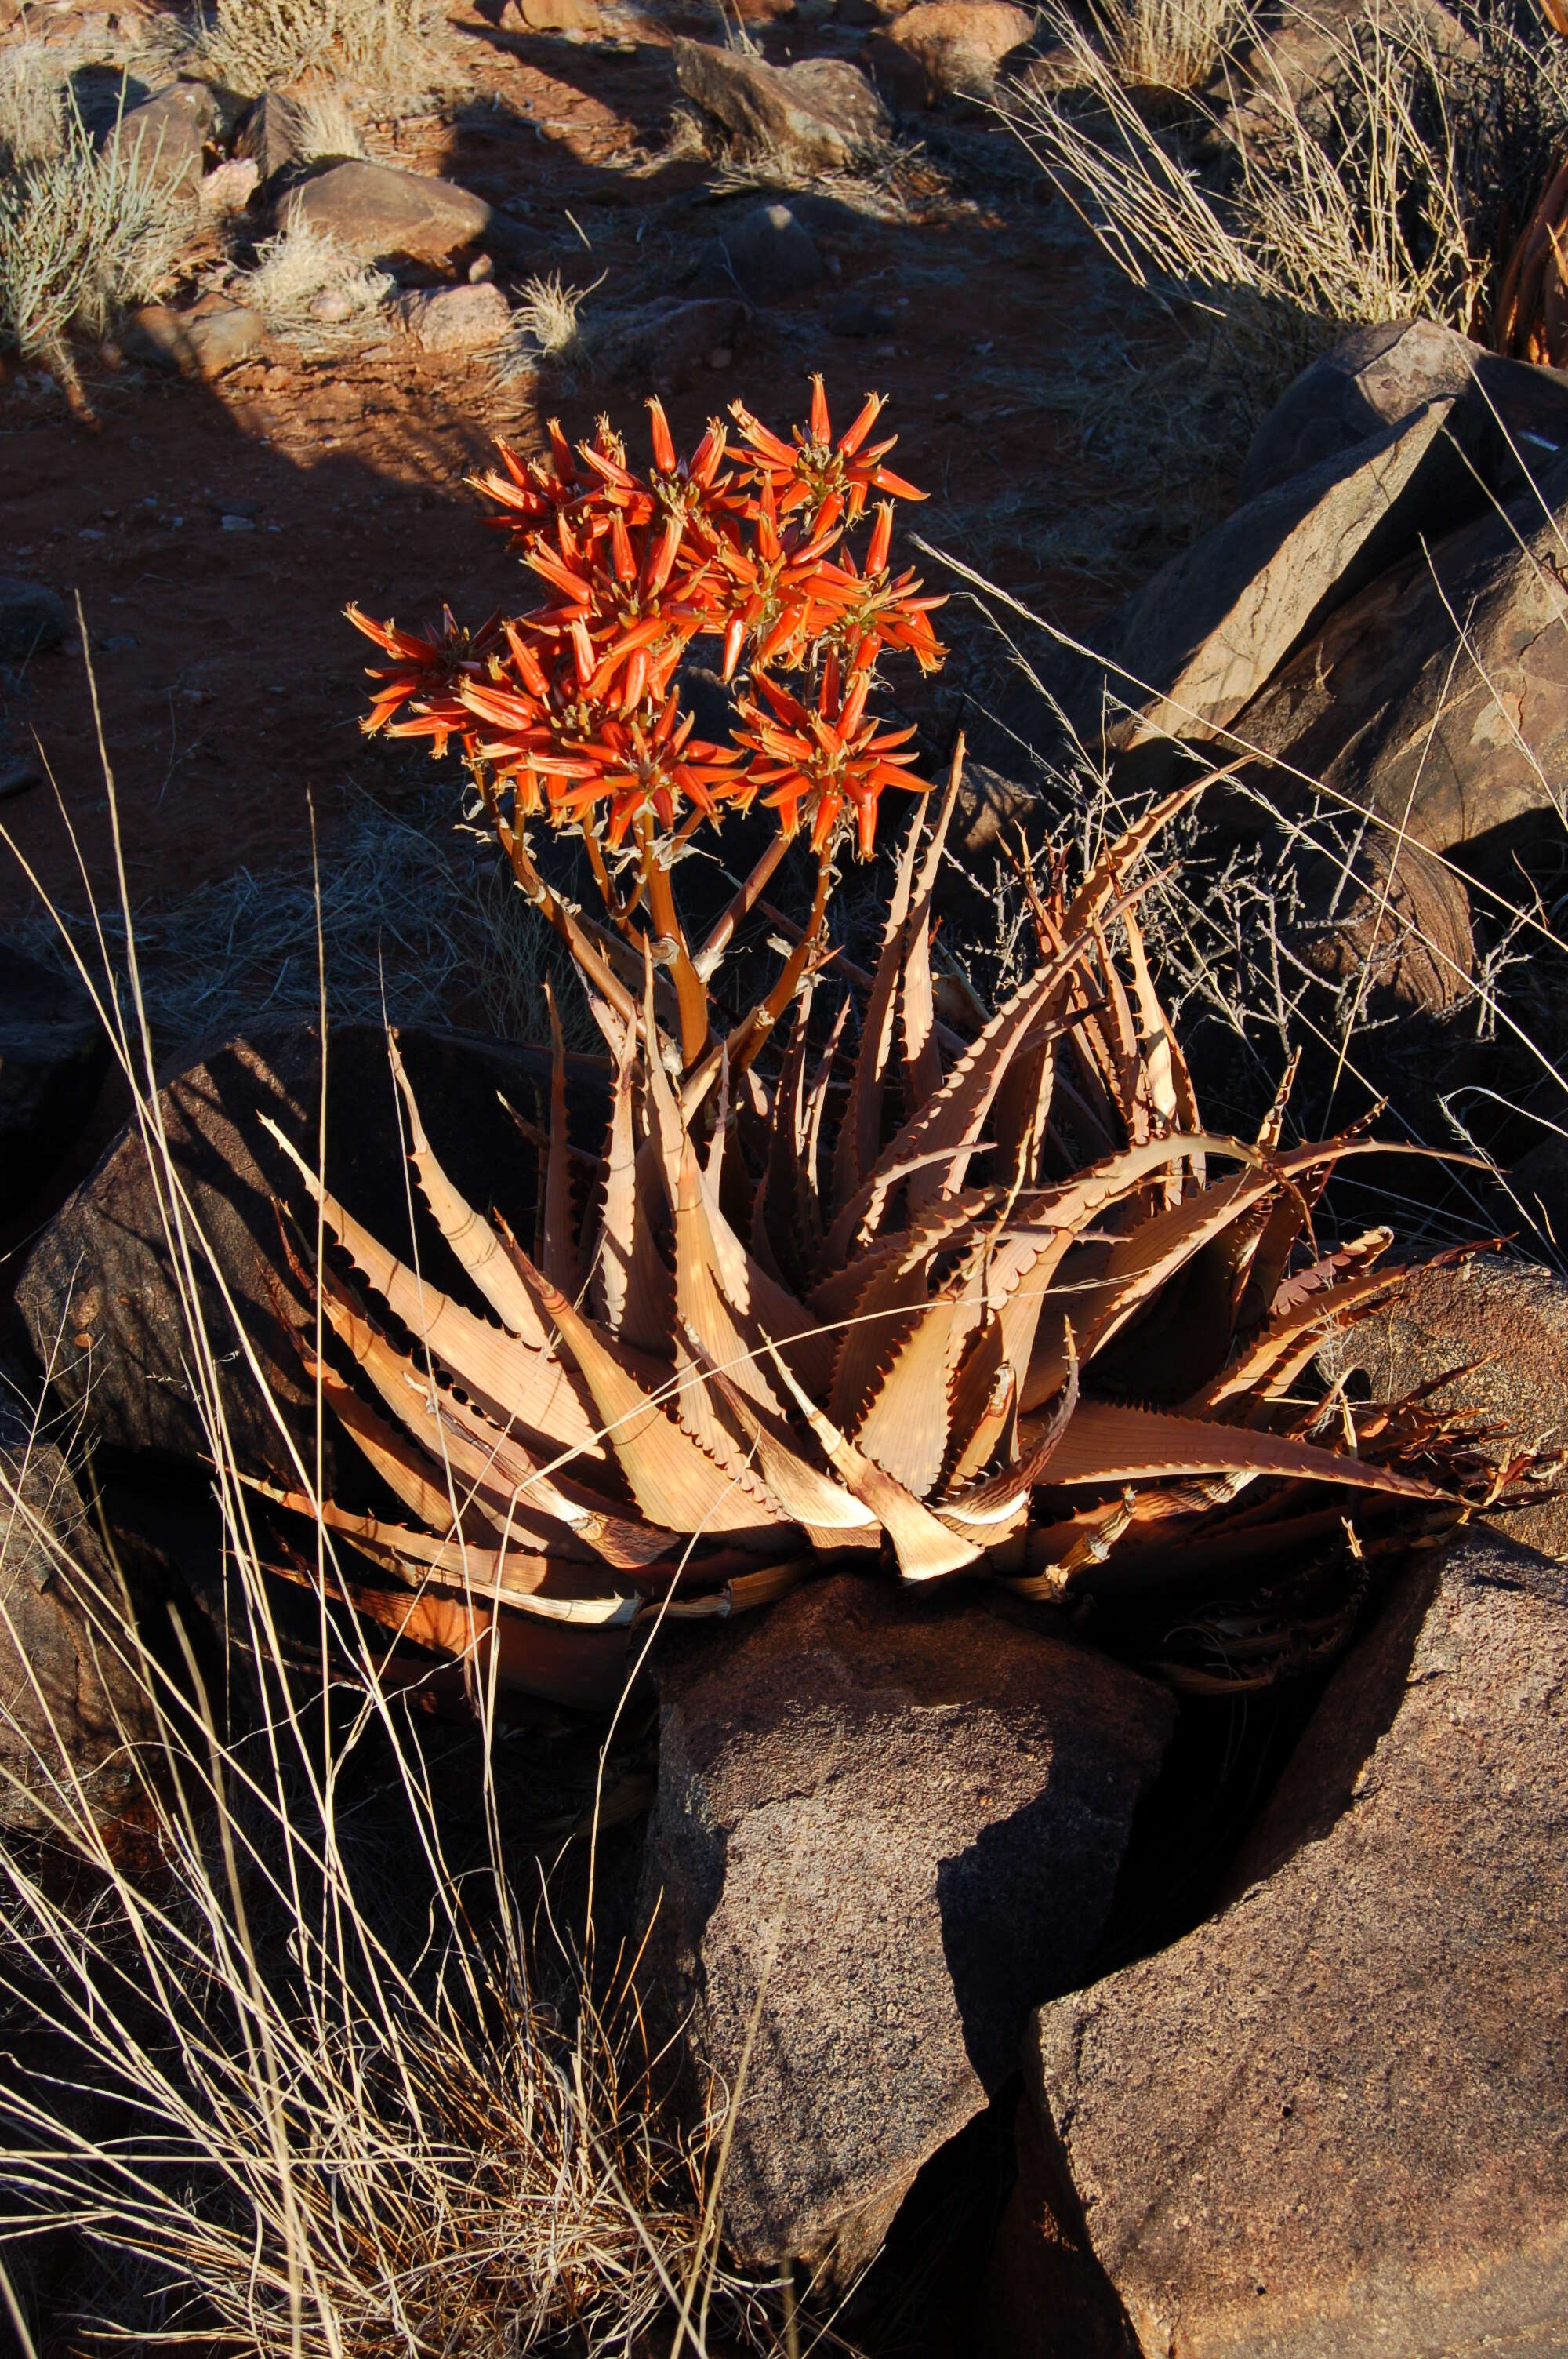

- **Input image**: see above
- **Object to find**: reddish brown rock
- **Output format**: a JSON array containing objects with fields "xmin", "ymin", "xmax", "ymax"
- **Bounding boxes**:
[
  {"xmin": 1007, "ymin": 1527, "xmax": 1568, "ymax": 2359},
  {"xmin": 1320, "ymin": 1253, "xmax": 1568, "ymax": 1561},
  {"xmin": 672, "ymin": 40, "xmax": 888, "ymax": 171},
  {"xmin": 282, "ymin": 160, "xmax": 493, "ymax": 264},
  {"xmin": 13, "ymin": 1022, "xmax": 589, "ymax": 1485},
  {"xmin": 1224, "ymin": 445, "xmax": 1568, "ymax": 852},
  {"xmin": 1, "ymin": 1397, "xmax": 161, "ymax": 1842},
  {"xmin": 878, "ymin": 0, "xmax": 1034, "ymax": 102}
]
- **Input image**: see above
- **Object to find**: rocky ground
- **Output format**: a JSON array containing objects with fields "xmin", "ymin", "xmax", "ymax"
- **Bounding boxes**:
[{"xmin": 9, "ymin": 0, "xmax": 1568, "ymax": 2353}]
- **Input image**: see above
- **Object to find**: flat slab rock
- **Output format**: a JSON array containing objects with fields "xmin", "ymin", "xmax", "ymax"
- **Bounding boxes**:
[
  {"xmin": 638, "ymin": 1572, "xmax": 1174, "ymax": 2281},
  {"xmin": 673, "ymin": 40, "xmax": 887, "ymax": 172},
  {"xmin": 282, "ymin": 160, "xmax": 494, "ymax": 262},
  {"xmin": 1223, "ymin": 443, "xmax": 1568, "ymax": 852},
  {"xmin": 1002, "ymin": 1527, "xmax": 1568, "ymax": 2359},
  {"xmin": 13, "ymin": 1020, "xmax": 597, "ymax": 1485}
]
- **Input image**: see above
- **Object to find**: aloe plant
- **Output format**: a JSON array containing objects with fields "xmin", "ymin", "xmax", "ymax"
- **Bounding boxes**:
[{"xmin": 255, "ymin": 388, "xmax": 1511, "ymax": 1708}]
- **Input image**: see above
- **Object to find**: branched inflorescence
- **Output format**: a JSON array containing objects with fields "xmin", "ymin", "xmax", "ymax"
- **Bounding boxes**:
[{"xmin": 350, "ymin": 381, "xmax": 942, "ymax": 865}]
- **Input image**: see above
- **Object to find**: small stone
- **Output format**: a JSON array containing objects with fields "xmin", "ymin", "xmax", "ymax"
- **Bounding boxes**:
[
  {"xmin": 198, "ymin": 154, "xmax": 260, "ymax": 216},
  {"xmin": 0, "ymin": 577, "xmax": 66, "ymax": 665},
  {"xmin": 467, "ymin": 252, "xmax": 495, "ymax": 284},
  {"xmin": 712, "ymin": 201, "xmax": 822, "ymax": 301},
  {"xmin": 394, "ymin": 282, "xmax": 512, "ymax": 353},
  {"xmin": 220, "ymin": 514, "xmax": 256, "ymax": 532},
  {"xmin": 122, "ymin": 301, "xmax": 264, "ymax": 380},
  {"xmin": 829, "ymin": 295, "xmax": 895, "ymax": 336},
  {"xmin": 235, "ymin": 90, "xmax": 305, "ymax": 184},
  {"xmin": 308, "ymin": 288, "xmax": 354, "ymax": 323},
  {"xmin": 0, "ymin": 757, "xmax": 42, "ymax": 801}
]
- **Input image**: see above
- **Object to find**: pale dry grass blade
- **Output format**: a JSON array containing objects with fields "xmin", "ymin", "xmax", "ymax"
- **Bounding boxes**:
[
  {"xmin": 1091, "ymin": 0, "xmax": 1247, "ymax": 96},
  {"xmin": 197, "ymin": 0, "xmax": 441, "ymax": 100},
  {"xmin": 238, "ymin": 217, "xmax": 394, "ymax": 343},
  {"xmin": 0, "ymin": 674, "xmax": 797, "ymax": 2359}
]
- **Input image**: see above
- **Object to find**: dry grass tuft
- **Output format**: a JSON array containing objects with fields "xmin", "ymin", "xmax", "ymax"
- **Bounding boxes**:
[
  {"xmin": 10, "ymin": 787, "xmax": 593, "ymax": 1063},
  {"xmin": 0, "ymin": 42, "xmax": 64, "ymax": 169},
  {"xmin": 1090, "ymin": 0, "xmax": 1246, "ymax": 96},
  {"xmin": 0, "ymin": 765, "xmax": 804, "ymax": 2357},
  {"xmin": 498, "ymin": 271, "xmax": 602, "ymax": 383},
  {"xmin": 195, "ymin": 0, "xmax": 441, "ymax": 101},
  {"xmin": 238, "ymin": 217, "xmax": 392, "ymax": 343},
  {"xmin": 999, "ymin": 0, "xmax": 1486, "ymax": 335},
  {"xmin": 0, "ymin": 78, "xmax": 187, "ymax": 378},
  {"xmin": 292, "ymin": 88, "xmax": 368, "ymax": 162}
]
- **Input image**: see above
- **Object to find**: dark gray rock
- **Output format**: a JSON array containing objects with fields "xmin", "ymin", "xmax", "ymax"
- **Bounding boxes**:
[
  {"xmin": 1012, "ymin": 1526, "xmax": 1568, "ymax": 2359},
  {"xmin": 1053, "ymin": 394, "xmax": 1497, "ymax": 764},
  {"xmin": 1320, "ymin": 1255, "xmax": 1568, "ymax": 1563},
  {"xmin": 13, "ymin": 1021, "xmax": 598, "ymax": 1484},
  {"xmin": 638, "ymin": 1573, "xmax": 1175, "ymax": 2281},
  {"xmin": 104, "ymin": 79, "xmax": 216, "ymax": 193},
  {"xmin": 0, "ymin": 1385, "xmax": 161, "ymax": 1841},
  {"xmin": 281, "ymin": 160, "xmax": 493, "ymax": 263},
  {"xmin": 0, "ymin": 577, "xmax": 66, "ymax": 666},
  {"xmin": 234, "ymin": 89, "xmax": 306, "ymax": 184},
  {"xmin": 1225, "ymin": 445, "xmax": 1568, "ymax": 852},
  {"xmin": 710, "ymin": 202, "xmax": 822, "ymax": 302},
  {"xmin": 673, "ymin": 41, "xmax": 888, "ymax": 173},
  {"xmin": 1238, "ymin": 319, "xmax": 1568, "ymax": 505},
  {"xmin": 0, "ymin": 943, "xmax": 109, "ymax": 1221},
  {"xmin": 603, "ymin": 296, "xmax": 747, "ymax": 386},
  {"xmin": 828, "ymin": 296, "xmax": 895, "ymax": 337}
]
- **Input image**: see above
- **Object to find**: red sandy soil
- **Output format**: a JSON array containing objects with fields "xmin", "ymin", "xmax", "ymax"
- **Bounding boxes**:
[{"xmin": 1, "ymin": 0, "xmax": 1167, "ymax": 922}]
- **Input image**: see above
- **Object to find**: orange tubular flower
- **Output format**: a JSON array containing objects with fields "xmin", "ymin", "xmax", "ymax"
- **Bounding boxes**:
[
  {"xmin": 731, "ymin": 375, "xmax": 927, "ymax": 533},
  {"xmin": 734, "ymin": 660, "xmax": 926, "ymax": 856},
  {"xmin": 356, "ymin": 380, "xmax": 947, "ymax": 864},
  {"xmin": 346, "ymin": 604, "xmax": 495, "ymax": 757}
]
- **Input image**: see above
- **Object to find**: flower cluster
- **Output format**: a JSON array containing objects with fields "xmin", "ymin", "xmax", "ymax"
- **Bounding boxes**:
[{"xmin": 348, "ymin": 378, "xmax": 944, "ymax": 859}]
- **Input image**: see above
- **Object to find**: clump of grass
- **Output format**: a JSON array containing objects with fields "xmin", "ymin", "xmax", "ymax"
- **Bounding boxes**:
[
  {"xmin": 1090, "ymin": 0, "xmax": 1248, "ymax": 95},
  {"xmin": 291, "ymin": 88, "xmax": 368, "ymax": 162},
  {"xmin": 238, "ymin": 217, "xmax": 391, "ymax": 343},
  {"xmin": 195, "ymin": 0, "xmax": 441, "ymax": 100},
  {"xmin": 0, "ymin": 81, "xmax": 187, "ymax": 378},
  {"xmin": 498, "ymin": 270, "xmax": 601, "ymax": 383},
  {"xmin": 1000, "ymin": 0, "xmax": 1486, "ymax": 333},
  {"xmin": 0, "ymin": 773, "xmax": 800, "ymax": 2357},
  {"xmin": 10, "ymin": 787, "xmax": 595, "ymax": 1063},
  {"xmin": 0, "ymin": 42, "xmax": 64, "ymax": 170}
]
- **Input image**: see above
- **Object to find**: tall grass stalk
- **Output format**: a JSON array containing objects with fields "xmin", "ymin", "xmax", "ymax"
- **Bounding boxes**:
[
  {"xmin": 997, "ymin": 0, "xmax": 1486, "ymax": 336},
  {"xmin": 0, "ymin": 671, "xmax": 795, "ymax": 2357}
]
